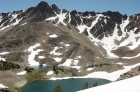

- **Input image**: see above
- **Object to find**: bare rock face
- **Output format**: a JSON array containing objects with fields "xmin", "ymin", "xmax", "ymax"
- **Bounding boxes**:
[
  {"xmin": 51, "ymin": 4, "xmax": 61, "ymax": 14},
  {"xmin": 27, "ymin": 1, "xmax": 56, "ymax": 22}
]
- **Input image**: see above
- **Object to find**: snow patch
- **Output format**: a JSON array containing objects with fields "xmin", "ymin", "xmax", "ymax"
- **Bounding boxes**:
[
  {"xmin": 73, "ymin": 60, "xmax": 79, "ymax": 65},
  {"xmin": 38, "ymin": 56, "xmax": 45, "ymax": 59},
  {"xmin": 0, "ymin": 84, "xmax": 8, "ymax": 88},
  {"xmin": 0, "ymin": 52, "xmax": 10, "ymax": 61},
  {"xmin": 27, "ymin": 43, "xmax": 43, "ymax": 66},
  {"xmin": 0, "ymin": 18, "xmax": 23, "ymax": 31},
  {"xmin": 53, "ymin": 57, "xmax": 62, "ymax": 62},
  {"xmin": 87, "ymin": 68, "xmax": 94, "ymax": 71},
  {"xmin": 64, "ymin": 44, "xmax": 70, "ymax": 47},
  {"xmin": 46, "ymin": 10, "xmax": 67, "ymax": 25},
  {"xmin": 59, "ymin": 59, "xmax": 73, "ymax": 67},
  {"xmin": 76, "ymin": 25, "xmax": 88, "ymax": 33},
  {"xmin": 75, "ymin": 56, "xmax": 82, "ymax": 59},
  {"xmin": 49, "ymin": 34, "xmax": 58, "ymax": 38},
  {"xmin": 20, "ymin": 22, "xmax": 27, "ymax": 26},
  {"xmin": 55, "ymin": 10, "xmax": 67, "ymax": 25},
  {"xmin": 50, "ymin": 47, "xmax": 62, "ymax": 56},
  {"xmin": 47, "ymin": 71, "xmax": 54, "ymax": 75},
  {"xmin": 46, "ymin": 16, "xmax": 57, "ymax": 21},
  {"xmin": 71, "ymin": 66, "xmax": 81, "ymax": 70},
  {"xmin": 17, "ymin": 71, "xmax": 26, "ymax": 75},
  {"xmin": 116, "ymin": 62, "xmax": 123, "ymax": 65}
]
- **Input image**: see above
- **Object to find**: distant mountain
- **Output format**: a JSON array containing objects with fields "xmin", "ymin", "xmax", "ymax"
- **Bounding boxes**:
[{"xmin": 0, "ymin": 1, "xmax": 140, "ymax": 73}]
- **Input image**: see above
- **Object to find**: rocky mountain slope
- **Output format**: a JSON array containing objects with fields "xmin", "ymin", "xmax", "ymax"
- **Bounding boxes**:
[{"xmin": 0, "ymin": 1, "xmax": 140, "ymax": 74}]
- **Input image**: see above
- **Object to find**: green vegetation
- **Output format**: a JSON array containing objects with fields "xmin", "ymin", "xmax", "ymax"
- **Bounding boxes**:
[
  {"xmin": 82, "ymin": 82, "xmax": 88, "ymax": 89},
  {"xmin": 24, "ymin": 66, "xmax": 34, "ymax": 73},
  {"xmin": 53, "ymin": 85, "xmax": 63, "ymax": 92},
  {"xmin": 26, "ymin": 71, "xmax": 45, "ymax": 82},
  {"xmin": 14, "ymin": 87, "xmax": 21, "ymax": 92},
  {"xmin": 93, "ymin": 82, "xmax": 98, "ymax": 87},
  {"xmin": 0, "ymin": 61, "xmax": 20, "ymax": 70},
  {"xmin": 53, "ymin": 66, "xmax": 64, "ymax": 75}
]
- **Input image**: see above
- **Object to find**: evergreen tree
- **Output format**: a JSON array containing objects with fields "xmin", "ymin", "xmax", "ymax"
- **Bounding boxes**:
[
  {"xmin": 138, "ymin": 66, "xmax": 140, "ymax": 71},
  {"xmin": 93, "ymin": 82, "xmax": 98, "ymax": 87},
  {"xmin": 82, "ymin": 82, "xmax": 88, "ymax": 89},
  {"xmin": 53, "ymin": 85, "xmax": 63, "ymax": 92}
]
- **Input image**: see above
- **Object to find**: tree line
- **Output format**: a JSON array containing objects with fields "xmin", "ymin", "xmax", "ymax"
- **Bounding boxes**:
[{"xmin": 0, "ymin": 61, "xmax": 20, "ymax": 70}]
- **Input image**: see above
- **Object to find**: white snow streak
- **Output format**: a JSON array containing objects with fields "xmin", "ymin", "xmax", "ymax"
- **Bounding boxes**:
[
  {"xmin": 49, "ymin": 34, "xmax": 58, "ymax": 38},
  {"xmin": 0, "ymin": 52, "xmax": 10, "ymax": 61},
  {"xmin": 87, "ymin": 68, "xmax": 94, "ymax": 71},
  {"xmin": 50, "ymin": 47, "xmax": 62, "ymax": 56},
  {"xmin": 27, "ymin": 43, "xmax": 43, "ymax": 66},
  {"xmin": 38, "ymin": 56, "xmax": 45, "ymax": 59},
  {"xmin": 46, "ymin": 10, "xmax": 67, "ymax": 25},
  {"xmin": 20, "ymin": 22, "xmax": 27, "ymax": 26}
]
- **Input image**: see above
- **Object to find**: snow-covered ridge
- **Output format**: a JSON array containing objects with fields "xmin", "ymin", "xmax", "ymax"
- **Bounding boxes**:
[{"xmin": 0, "ymin": 10, "xmax": 26, "ymax": 31}]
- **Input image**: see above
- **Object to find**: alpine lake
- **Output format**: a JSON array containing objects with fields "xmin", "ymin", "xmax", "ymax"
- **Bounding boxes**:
[{"xmin": 20, "ymin": 66, "xmax": 111, "ymax": 92}]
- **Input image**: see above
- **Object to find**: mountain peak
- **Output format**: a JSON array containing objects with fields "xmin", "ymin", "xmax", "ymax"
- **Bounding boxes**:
[
  {"xmin": 27, "ymin": 1, "xmax": 56, "ymax": 22},
  {"xmin": 51, "ymin": 4, "xmax": 61, "ymax": 14},
  {"xmin": 37, "ymin": 1, "xmax": 49, "ymax": 7}
]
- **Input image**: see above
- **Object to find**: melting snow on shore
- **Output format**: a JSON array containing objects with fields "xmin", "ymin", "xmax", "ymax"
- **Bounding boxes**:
[
  {"xmin": 78, "ymin": 75, "xmax": 140, "ymax": 92},
  {"xmin": 51, "ymin": 63, "xmax": 140, "ymax": 81}
]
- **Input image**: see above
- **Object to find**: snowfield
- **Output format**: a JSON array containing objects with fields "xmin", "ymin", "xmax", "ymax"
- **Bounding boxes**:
[{"xmin": 78, "ymin": 75, "xmax": 140, "ymax": 92}]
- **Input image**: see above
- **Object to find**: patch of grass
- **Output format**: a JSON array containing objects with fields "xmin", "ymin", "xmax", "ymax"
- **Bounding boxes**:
[
  {"xmin": 26, "ymin": 71, "xmax": 45, "ymax": 82},
  {"xmin": 14, "ymin": 87, "xmax": 21, "ymax": 92}
]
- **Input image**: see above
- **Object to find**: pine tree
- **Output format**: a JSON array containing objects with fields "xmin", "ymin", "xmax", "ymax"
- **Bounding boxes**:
[
  {"xmin": 138, "ymin": 66, "xmax": 140, "ymax": 71},
  {"xmin": 82, "ymin": 82, "xmax": 88, "ymax": 89},
  {"xmin": 53, "ymin": 85, "xmax": 63, "ymax": 92},
  {"xmin": 93, "ymin": 82, "xmax": 98, "ymax": 87}
]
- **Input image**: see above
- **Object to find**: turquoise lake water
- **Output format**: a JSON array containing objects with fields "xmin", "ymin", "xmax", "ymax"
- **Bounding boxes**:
[
  {"xmin": 31, "ymin": 66, "xmax": 52, "ymax": 71},
  {"xmin": 21, "ymin": 78, "xmax": 110, "ymax": 92}
]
